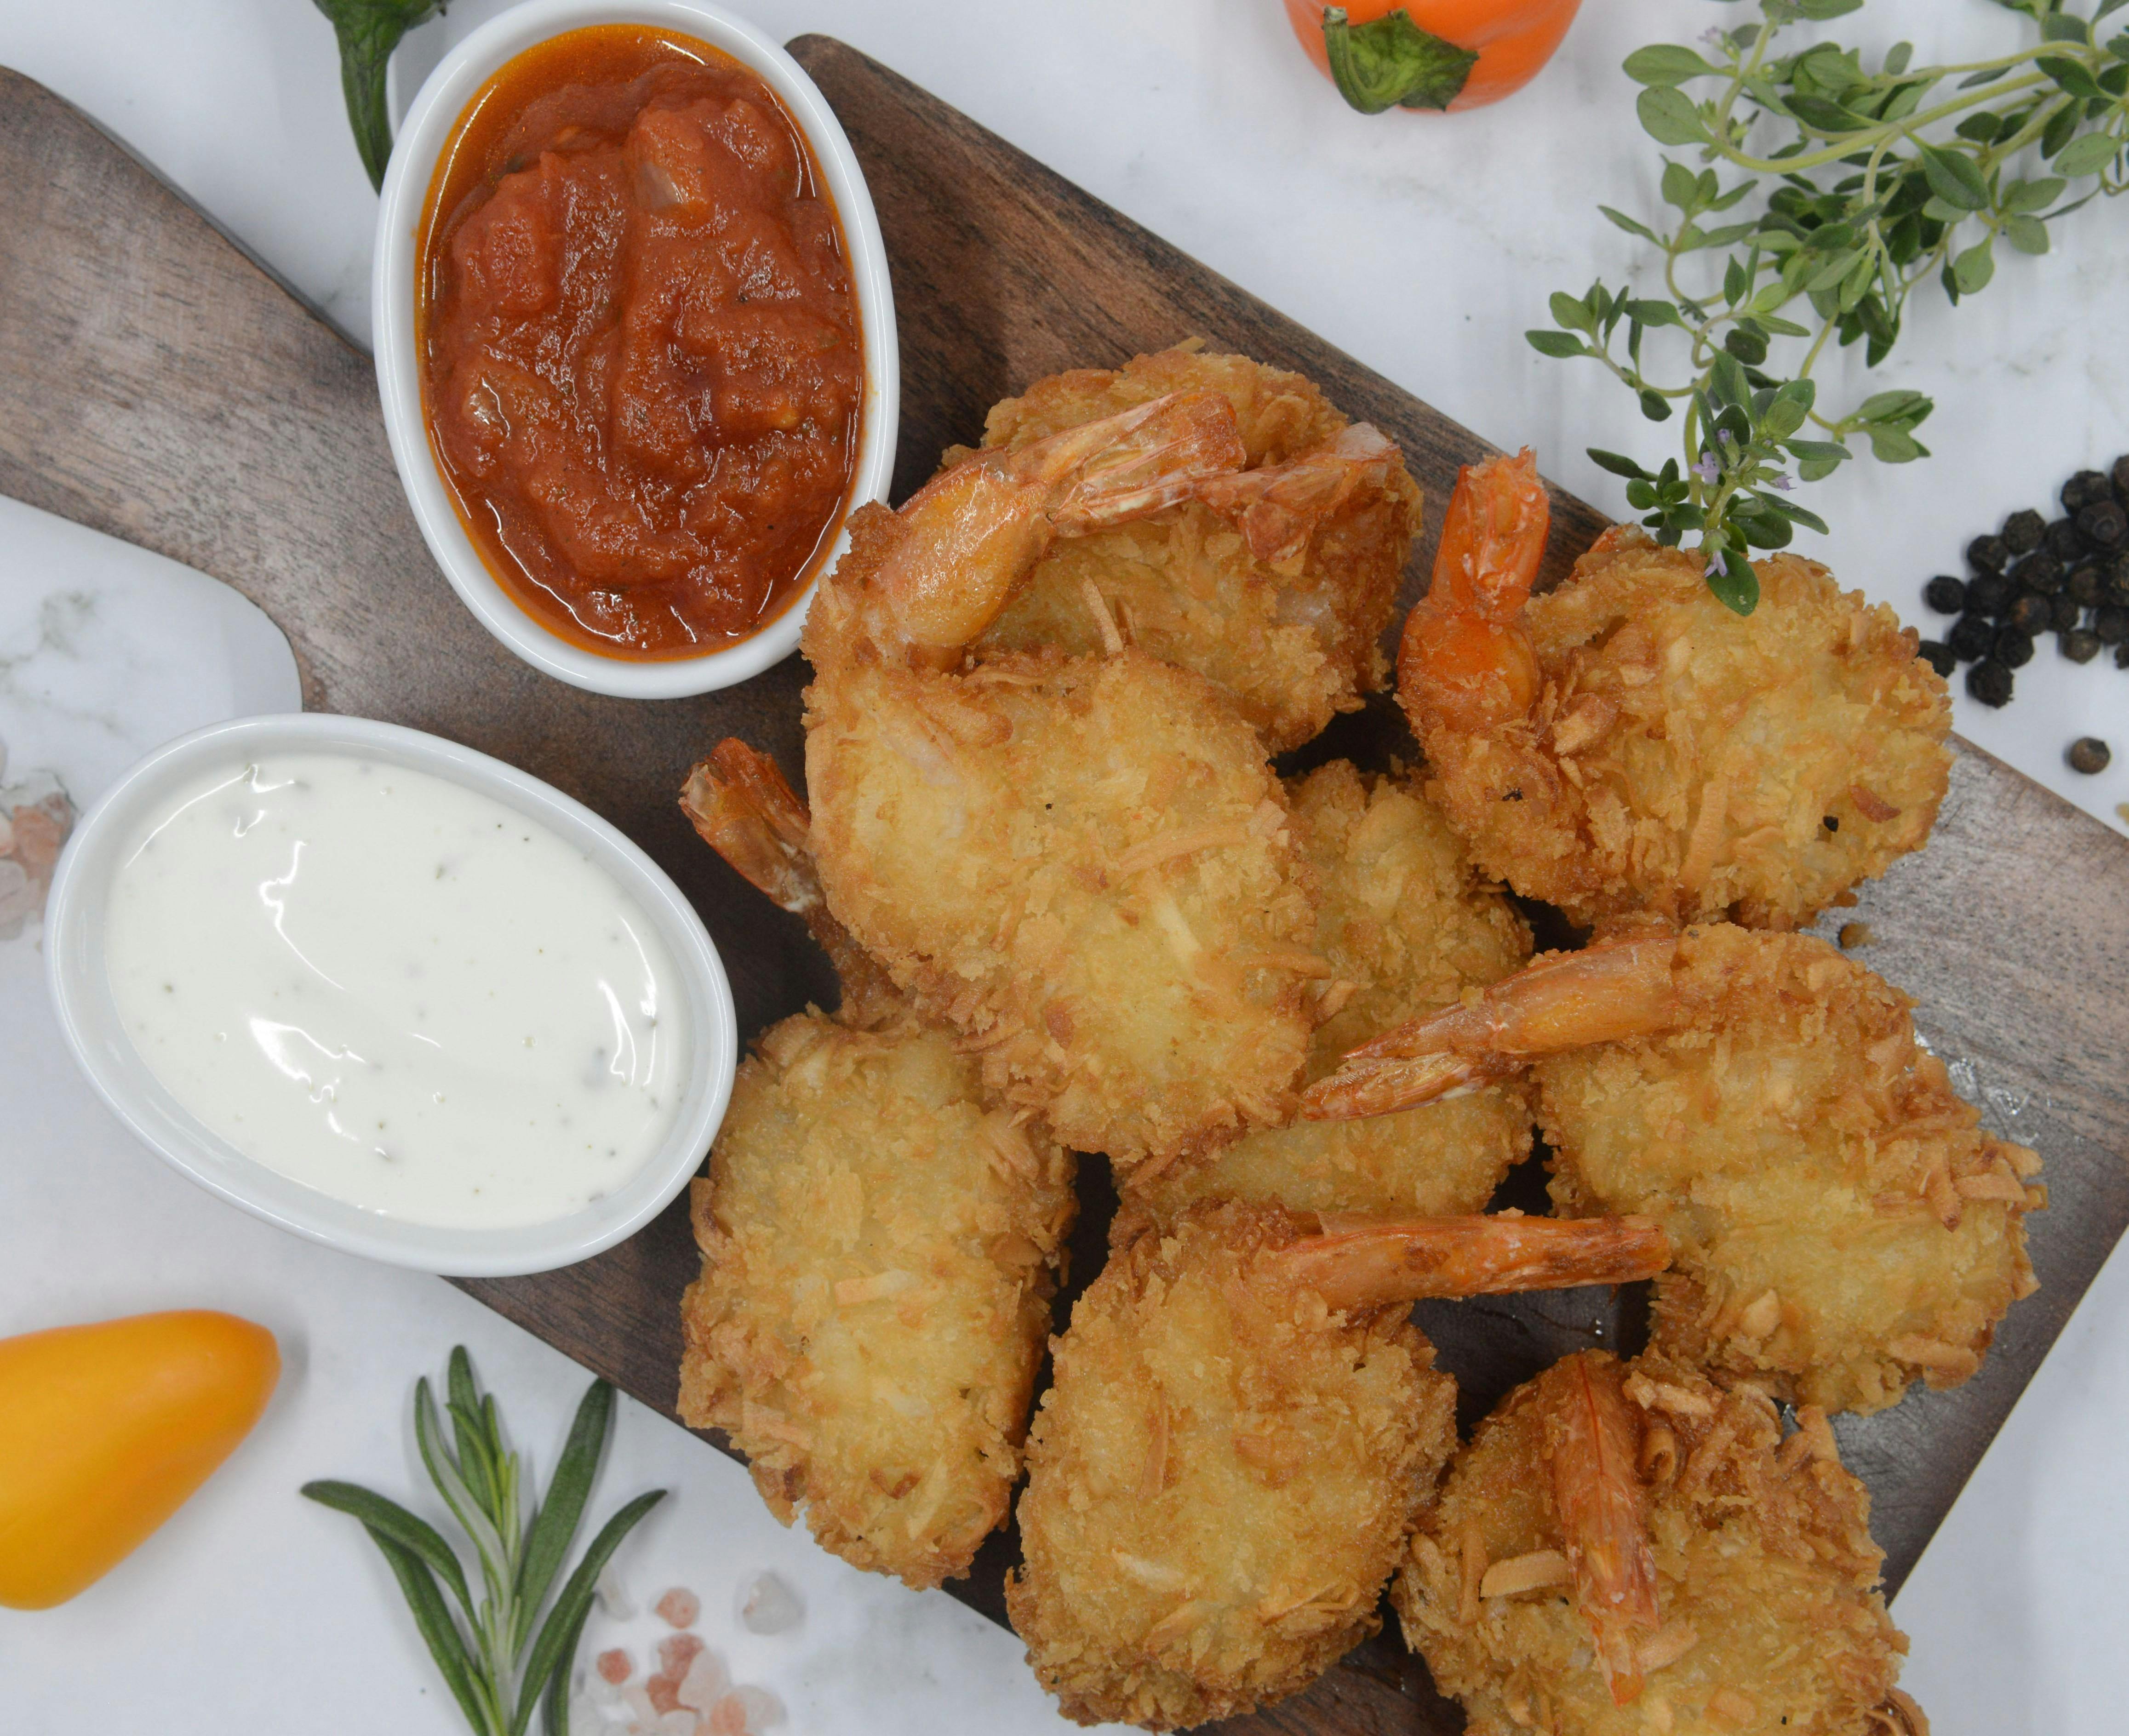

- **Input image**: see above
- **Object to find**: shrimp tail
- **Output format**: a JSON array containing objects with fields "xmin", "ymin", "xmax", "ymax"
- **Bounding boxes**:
[
  {"xmin": 1396, "ymin": 447, "xmax": 1550, "ymax": 737},
  {"xmin": 680, "ymin": 740, "xmax": 904, "ymax": 1029},
  {"xmin": 1299, "ymin": 935, "xmax": 1686, "ymax": 1121},
  {"xmin": 866, "ymin": 391, "xmax": 1248, "ymax": 668},
  {"xmin": 1539, "ymin": 1354, "xmax": 1662, "ymax": 1707},
  {"xmin": 1190, "ymin": 423, "xmax": 1398, "ymax": 568},
  {"xmin": 1260, "ymin": 1213, "xmax": 1671, "ymax": 1314}
]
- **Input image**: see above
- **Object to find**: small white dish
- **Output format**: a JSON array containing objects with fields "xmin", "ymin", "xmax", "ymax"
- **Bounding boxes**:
[
  {"xmin": 372, "ymin": 0, "xmax": 899, "ymax": 700},
  {"xmin": 45, "ymin": 713, "xmax": 736, "ymax": 1276}
]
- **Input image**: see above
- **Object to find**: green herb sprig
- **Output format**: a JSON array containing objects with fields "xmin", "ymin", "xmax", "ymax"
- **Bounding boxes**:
[
  {"xmin": 303, "ymin": 1348, "xmax": 664, "ymax": 1736},
  {"xmin": 313, "ymin": 0, "xmax": 447, "ymax": 190},
  {"xmin": 1531, "ymin": 0, "xmax": 2129, "ymax": 613}
]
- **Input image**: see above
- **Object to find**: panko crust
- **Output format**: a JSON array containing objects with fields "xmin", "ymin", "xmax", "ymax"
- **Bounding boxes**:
[
  {"xmin": 804, "ymin": 534, "xmax": 1322, "ymax": 1166},
  {"xmin": 677, "ymin": 1011, "xmax": 1076, "ymax": 1589},
  {"xmin": 1397, "ymin": 1351, "xmax": 1913, "ymax": 1736},
  {"xmin": 1007, "ymin": 1202, "xmax": 1457, "ymax": 1730},
  {"xmin": 1416, "ymin": 530, "xmax": 1952, "ymax": 931},
  {"xmin": 967, "ymin": 347, "xmax": 1420, "ymax": 754},
  {"xmin": 1539, "ymin": 925, "xmax": 2042, "ymax": 1415},
  {"xmin": 1129, "ymin": 761, "xmax": 1534, "ymax": 1226}
]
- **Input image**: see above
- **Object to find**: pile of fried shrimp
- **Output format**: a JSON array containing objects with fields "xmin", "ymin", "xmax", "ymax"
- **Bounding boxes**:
[{"xmin": 668, "ymin": 346, "xmax": 2037, "ymax": 1734}]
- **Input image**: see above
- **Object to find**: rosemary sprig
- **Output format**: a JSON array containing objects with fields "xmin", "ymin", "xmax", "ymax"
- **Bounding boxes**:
[
  {"xmin": 1531, "ymin": 0, "xmax": 2129, "ymax": 612},
  {"xmin": 303, "ymin": 1348, "xmax": 665, "ymax": 1736}
]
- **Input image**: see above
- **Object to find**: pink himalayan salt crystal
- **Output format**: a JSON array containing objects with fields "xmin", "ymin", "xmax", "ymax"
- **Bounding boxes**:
[
  {"xmin": 658, "ymin": 1632, "xmax": 705, "ymax": 1677},
  {"xmin": 654, "ymin": 1586, "xmax": 702, "ymax": 1628},
  {"xmin": 676, "ymin": 1648, "xmax": 730, "ymax": 1714},
  {"xmin": 646, "ymin": 1671, "xmax": 684, "ymax": 1716},
  {"xmin": 596, "ymin": 1649, "xmax": 635, "ymax": 1685},
  {"xmin": 704, "ymin": 1696, "xmax": 751, "ymax": 1736}
]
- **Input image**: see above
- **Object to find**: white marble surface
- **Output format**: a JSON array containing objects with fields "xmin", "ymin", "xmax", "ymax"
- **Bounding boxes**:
[{"xmin": 0, "ymin": 2, "xmax": 2123, "ymax": 1730}]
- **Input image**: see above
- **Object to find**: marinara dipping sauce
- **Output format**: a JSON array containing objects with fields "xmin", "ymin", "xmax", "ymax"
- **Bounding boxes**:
[{"xmin": 418, "ymin": 26, "xmax": 864, "ymax": 659}]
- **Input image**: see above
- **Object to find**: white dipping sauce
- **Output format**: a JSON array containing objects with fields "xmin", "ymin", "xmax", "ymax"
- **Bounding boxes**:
[{"xmin": 103, "ymin": 753, "xmax": 687, "ymax": 1228}]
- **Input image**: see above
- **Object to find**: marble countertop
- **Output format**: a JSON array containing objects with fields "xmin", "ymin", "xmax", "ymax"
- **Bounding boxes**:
[{"xmin": 0, "ymin": 2, "xmax": 2123, "ymax": 1731}]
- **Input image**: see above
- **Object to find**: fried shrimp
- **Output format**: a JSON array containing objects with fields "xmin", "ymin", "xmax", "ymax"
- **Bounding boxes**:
[
  {"xmin": 965, "ymin": 346, "xmax": 1420, "ymax": 753},
  {"xmin": 1125, "ymin": 760, "xmax": 1534, "ymax": 1228},
  {"xmin": 675, "ymin": 743, "xmax": 1076, "ymax": 1588},
  {"xmin": 1397, "ymin": 1350, "xmax": 1924, "ymax": 1736},
  {"xmin": 803, "ymin": 391, "xmax": 1326, "ymax": 1169},
  {"xmin": 1307, "ymin": 924, "xmax": 2043, "ymax": 1414},
  {"xmin": 1398, "ymin": 449, "xmax": 1951, "ymax": 931},
  {"xmin": 1007, "ymin": 1203, "xmax": 1670, "ymax": 1730}
]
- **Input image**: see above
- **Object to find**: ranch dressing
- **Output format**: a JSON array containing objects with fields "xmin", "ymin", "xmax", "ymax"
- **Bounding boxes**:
[{"xmin": 103, "ymin": 752, "xmax": 687, "ymax": 1229}]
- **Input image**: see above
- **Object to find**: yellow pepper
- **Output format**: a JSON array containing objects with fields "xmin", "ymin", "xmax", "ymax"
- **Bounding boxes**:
[{"xmin": 0, "ymin": 1309, "xmax": 280, "ymax": 1608}]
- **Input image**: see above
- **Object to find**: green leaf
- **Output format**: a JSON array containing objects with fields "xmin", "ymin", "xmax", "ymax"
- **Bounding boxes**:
[
  {"xmin": 415, "ymin": 1378, "xmax": 511, "ymax": 1581},
  {"xmin": 1599, "ymin": 205, "xmax": 1660, "ymax": 242},
  {"xmin": 1624, "ymin": 45, "xmax": 1717, "ymax": 86},
  {"xmin": 1660, "ymin": 160, "xmax": 1700, "ymax": 211},
  {"xmin": 1867, "ymin": 425, "xmax": 1927, "ymax": 462},
  {"xmin": 311, "ymin": 0, "xmax": 445, "ymax": 191},
  {"xmin": 1549, "ymin": 291, "xmax": 1597, "ymax": 334},
  {"xmin": 2055, "ymin": 131, "xmax": 2123, "ymax": 176},
  {"xmin": 512, "ymin": 1491, "xmax": 667, "ymax": 1736},
  {"xmin": 1526, "ymin": 330, "xmax": 1590, "ymax": 359},
  {"xmin": 1786, "ymin": 438, "xmax": 1851, "ymax": 463},
  {"xmin": 2042, "ymin": 14, "xmax": 2092, "ymax": 45},
  {"xmin": 1625, "ymin": 298, "xmax": 1683, "ymax": 327},
  {"xmin": 2001, "ymin": 175, "xmax": 2067, "ymax": 213},
  {"xmin": 1637, "ymin": 86, "xmax": 1707, "ymax": 147},
  {"xmin": 1755, "ymin": 492, "xmax": 1830, "ymax": 534},
  {"xmin": 1704, "ymin": 549, "xmax": 1761, "ymax": 615},
  {"xmin": 514, "ymin": 1381, "xmax": 615, "ymax": 1650},
  {"xmin": 365, "ymin": 1528, "xmax": 496, "ymax": 1736},
  {"xmin": 1956, "ymin": 111, "xmax": 2004, "ymax": 143},
  {"xmin": 1639, "ymin": 389, "xmax": 1674, "ymax": 423},
  {"xmin": 1723, "ymin": 326, "xmax": 1770, "ymax": 365},
  {"xmin": 2037, "ymin": 54, "xmax": 2106, "ymax": 100},
  {"xmin": 2100, "ymin": 0, "xmax": 2129, "ymax": 22},
  {"xmin": 1952, "ymin": 239, "xmax": 1996, "ymax": 295},
  {"xmin": 1319, "ymin": 6, "xmax": 1480, "ymax": 114},
  {"xmin": 542, "ymin": 1599, "xmax": 591, "ymax": 1736},
  {"xmin": 303, "ymin": 1481, "xmax": 476, "ymax": 1620},
  {"xmin": 1588, "ymin": 449, "xmax": 1653, "ymax": 480},
  {"xmin": 1625, "ymin": 479, "xmax": 1659, "ymax": 510},
  {"xmin": 1786, "ymin": 94, "xmax": 1866, "ymax": 133},
  {"xmin": 2005, "ymin": 213, "xmax": 2051, "ymax": 254},
  {"xmin": 1884, "ymin": 41, "xmax": 1913, "ymax": 76},
  {"xmin": 2041, "ymin": 102, "xmax": 2081, "ymax": 157},
  {"xmin": 1917, "ymin": 143, "xmax": 1989, "ymax": 211}
]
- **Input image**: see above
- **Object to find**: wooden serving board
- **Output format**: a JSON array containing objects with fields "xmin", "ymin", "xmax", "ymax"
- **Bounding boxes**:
[{"xmin": 3, "ymin": 39, "xmax": 2126, "ymax": 1734}]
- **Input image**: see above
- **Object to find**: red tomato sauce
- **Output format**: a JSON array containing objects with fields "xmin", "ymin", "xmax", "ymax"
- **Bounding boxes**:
[{"xmin": 418, "ymin": 26, "xmax": 864, "ymax": 660}]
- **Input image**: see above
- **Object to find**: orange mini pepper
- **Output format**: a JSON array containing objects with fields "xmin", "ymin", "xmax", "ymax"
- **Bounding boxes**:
[
  {"xmin": 1286, "ymin": 0, "xmax": 1585, "ymax": 112},
  {"xmin": 0, "ymin": 1309, "xmax": 280, "ymax": 1608}
]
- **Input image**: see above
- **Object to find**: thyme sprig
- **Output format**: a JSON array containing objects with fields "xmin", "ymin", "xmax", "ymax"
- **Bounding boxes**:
[
  {"xmin": 303, "ymin": 1348, "xmax": 664, "ymax": 1736},
  {"xmin": 1531, "ymin": 0, "xmax": 2129, "ymax": 613}
]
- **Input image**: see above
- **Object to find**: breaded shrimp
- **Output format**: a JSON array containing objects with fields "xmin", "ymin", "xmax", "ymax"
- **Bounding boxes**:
[
  {"xmin": 1125, "ymin": 760, "xmax": 1534, "ymax": 1228},
  {"xmin": 1397, "ymin": 1350, "xmax": 1926, "ymax": 1736},
  {"xmin": 1306, "ymin": 925, "xmax": 2043, "ymax": 1415},
  {"xmin": 675, "ymin": 743, "xmax": 1076, "ymax": 1588},
  {"xmin": 966, "ymin": 346, "xmax": 1420, "ymax": 753},
  {"xmin": 803, "ymin": 392, "xmax": 1326, "ymax": 1169},
  {"xmin": 1007, "ymin": 1203, "xmax": 1670, "ymax": 1730},
  {"xmin": 1399, "ymin": 450, "xmax": 1951, "ymax": 931}
]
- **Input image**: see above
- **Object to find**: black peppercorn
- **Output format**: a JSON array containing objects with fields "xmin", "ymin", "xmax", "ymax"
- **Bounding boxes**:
[
  {"xmin": 2044, "ymin": 518, "xmax": 2087, "ymax": 562},
  {"xmin": 2112, "ymin": 455, "xmax": 2129, "ymax": 503},
  {"xmin": 2068, "ymin": 737, "xmax": 2112, "ymax": 776},
  {"xmin": 2069, "ymin": 563, "xmax": 2104, "ymax": 607},
  {"xmin": 1966, "ymin": 570, "xmax": 2016, "ymax": 617},
  {"xmin": 1947, "ymin": 613, "xmax": 1997, "ymax": 662},
  {"xmin": 2014, "ymin": 552, "xmax": 2064, "ymax": 595},
  {"xmin": 2064, "ymin": 470, "xmax": 2112, "ymax": 513},
  {"xmin": 1966, "ymin": 534, "xmax": 2010, "ymax": 575},
  {"xmin": 2061, "ymin": 627, "xmax": 2102, "ymax": 663},
  {"xmin": 2097, "ymin": 605, "xmax": 2129, "ymax": 646},
  {"xmin": 2051, "ymin": 593, "xmax": 2084, "ymax": 633},
  {"xmin": 1966, "ymin": 660, "xmax": 2015, "ymax": 706},
  {"xmin": 2105, "ymin": 555, "xmax": 2129, "ymax": 607},
  {"xmin": 1994, "ymin": 627, "xmax": 2036, "ymax": 668},
  {"xmin": 1923, "ymin": 574, "xmax": 1966, "ymax": 614},
  {"xmin": 2006, "ymin": 594, "xmax": 2051, "ymax": 635},
  {"xmin": 1918, "ymin": 640, "xmax": 1956, "ymax": 679},
  {"xmin": 2003, "ymin": 508, "xmax": 2047, "ymax": 554},
  {"xmin": 2077, "ymin": 499, "xmax": 2127, "ymax": 549}
]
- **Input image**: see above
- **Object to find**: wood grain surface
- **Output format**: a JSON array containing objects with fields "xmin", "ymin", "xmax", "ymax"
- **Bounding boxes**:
[{"xmin": 1, "ymin": 38, "xmax": 2124, "ymax": 1735}]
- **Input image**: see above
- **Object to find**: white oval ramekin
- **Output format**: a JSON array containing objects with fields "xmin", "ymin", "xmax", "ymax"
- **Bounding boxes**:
[
  {"xmin": 45, "ymin": 713, "xmax": 737, "ymax": 1276},
  {"xmin": 373, "ymin": 0, "xmax": 898, "ymax": 698}
]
